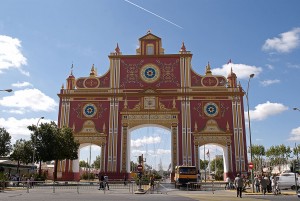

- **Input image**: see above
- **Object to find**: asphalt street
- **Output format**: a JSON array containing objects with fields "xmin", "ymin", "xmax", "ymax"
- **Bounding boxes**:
[{"xmin": 1, "ymin": 188, "xmax": 300, "ymax": 201}]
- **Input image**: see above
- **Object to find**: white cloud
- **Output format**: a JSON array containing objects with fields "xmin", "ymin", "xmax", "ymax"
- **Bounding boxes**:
[
  {"xmin": 287, "ymin": 62, "xmax": 300, "ymax": 69},
  {"xmin": 212, "ymin": 63, "xmax": 262, "ymax": 79},
  {"xmin": 260, "ymin": 79, "xmax": 280, "ymax": 87},
  {"xmin": 0, "ymin": 88, "xmax": 58, "ymax": 113},
  {"xmin": 0, "ymin": 117, "xmax": 51, "ymax": 143},
  {"xmin": 262, "ymin": 27, "xmax": 300, "ymax": 53},
  {"xmin": 156, "ymin": 149, "xmax": 171, "ymax": 155},
  {"xmin": 11, "ymin": 81, "xmax": 33, "ymax": 88},
  {"xmin": 19, "ymin": 69, "xmax": 30, "ymax": 76},
  {"xmin": 0, "ymin": 35, "xmax": 27, "ymax": 73},
  {"xmin": 288, "ymin": 127, "xmax": 300, "ymax": 141},
  {"xmin": 245, "ymin": 101, "xmax": 288, "ymax": 121},
  {"xmin": 131, "ymin": 136, "xmax": 161, "ymax": 148},
  {"xmin": 265, "ymin": 64, "xmax": 274, "ymax": 70}
]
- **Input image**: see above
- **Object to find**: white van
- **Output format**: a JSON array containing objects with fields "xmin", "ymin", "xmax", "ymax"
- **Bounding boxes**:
[{"xmin": 277, "ymin": 173, "xmax": 300, "ymax": 190}]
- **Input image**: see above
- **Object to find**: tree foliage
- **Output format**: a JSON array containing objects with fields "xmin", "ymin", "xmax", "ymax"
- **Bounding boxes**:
[
  {"xmin": 79, "ymin": 160, "xmax": 90, "ymax": 168},
  {"xmin": 10, "ymin": 139, "xmax": 33, "ymax": 172},
  {"xmin": 266, "ymin": 144, "xmax": 291, "ymax": 166},
  {"xmin": 200, "ymin": 159, "xmax": 209, "ymax": 170},
  {"xmin": 0, "ymin": 127, "xmax": 12, "ymax": 156},
  {"xmin": 92, "ymin": 155, "xmax": 101, "ymax": 169},
  {"xmin": 28, "ymin": 122, "xmax": 80, "ymax": 181},
  {"xmin": 210, "ymin": 157, "xmax": 224, "ymax": 172},
  {"xmin": 249, "ymin": 144, "xmax": 265, "ymax": 171}
]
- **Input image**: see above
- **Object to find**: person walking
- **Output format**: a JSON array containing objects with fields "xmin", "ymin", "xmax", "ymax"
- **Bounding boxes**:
[
  {"xmin": 254, "ymin": 176, "xmax": 260, "ymax": 193},
  {"xmin": 104, "ymin": 174, "xmax": 109, "ymax": 190},
  {"xmin": 98, "ymin": 174, "xmax": 104, "ymax": 190},
  {"xmin": 225, "ymin": 177, "xmax": 230, "ymax": 190},
  {"xmin": 234, "ymin": 174, "xmax": 244, "ymax": 198},
  {"xmin": 260, "ymin": 177, "xmax": 267, "ymax": 195},
  {"xmin": 271, "ymin": 176, "xmax": 277, "ymax": 195}
]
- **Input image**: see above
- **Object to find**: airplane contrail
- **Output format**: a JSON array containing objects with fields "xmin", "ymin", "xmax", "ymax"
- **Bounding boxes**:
[{"xmin": 124, "ymin": 0, "xmax": 183, "ymax": 29}]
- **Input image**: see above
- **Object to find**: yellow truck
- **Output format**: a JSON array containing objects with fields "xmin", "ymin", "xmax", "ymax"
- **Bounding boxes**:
[{"xmin": 174, "ymin": 166, "xmax": 197, "ymax": 188}]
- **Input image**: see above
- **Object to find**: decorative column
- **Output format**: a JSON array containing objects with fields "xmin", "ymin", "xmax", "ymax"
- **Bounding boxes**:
[
  {"xmin": 121, "ymin": 123, "xmax": 128, "ymax": 172},
  {"xmin": 101, "ymin": 143, "xmax": 106, "ymax": 172},
  {"xmin": 171, "ymin": 123, "xmax": 178, "ymax": 171},
  {"xmin": 194, "ymin": 144, "xmax": 199, "ymax": 171}
]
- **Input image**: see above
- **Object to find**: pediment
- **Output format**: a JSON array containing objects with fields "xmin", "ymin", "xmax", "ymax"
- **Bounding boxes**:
[
  {"xmin": 139, "ymin": 33, "xmax": 161, "ymax": 40},
  {"xmin": 200, "ymin": 119, "xmax": 226, "ymax": 134}
]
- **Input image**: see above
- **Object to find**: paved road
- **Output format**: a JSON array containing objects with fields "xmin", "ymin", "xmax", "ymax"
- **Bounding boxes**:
[{"xmin": 1, "ymin": 184, "xmax": 299, "ymax": 201}]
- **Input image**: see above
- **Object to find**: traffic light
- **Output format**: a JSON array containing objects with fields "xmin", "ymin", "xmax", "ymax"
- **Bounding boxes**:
[
  {"xmin": 138, "ymin": 156, "xmax": 143, "ymax": 164},
  {"xmin": 294, "ymin": 161, "xmax": 299, "ymax": 173}
]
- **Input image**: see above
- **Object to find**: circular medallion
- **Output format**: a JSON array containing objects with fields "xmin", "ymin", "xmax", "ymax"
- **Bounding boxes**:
[
  {"xmin": 83, "ymin": 103, "xmax": 97, "ymax": 118},
  {"xmin": 204, "ymin": 102, "xmax": 218, "ymax": 117},
  {"xmin": 140, "ymin": 64, "xmax": 160, "ymax": 83}
]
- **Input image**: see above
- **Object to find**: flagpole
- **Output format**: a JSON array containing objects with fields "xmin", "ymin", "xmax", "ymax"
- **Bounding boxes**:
[
  {"xmin": 215, "ymin": 146, "xmax": 217, "ymax": 176},
  {"xmin": 204, "ymin": 145, "xmax": 206, "ymax": 182},
  {"xmin": 208, "ymin": 150, "xmax": 210, "ymax": 177}
]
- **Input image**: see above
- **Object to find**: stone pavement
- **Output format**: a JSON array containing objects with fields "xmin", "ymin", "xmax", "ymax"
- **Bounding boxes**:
[{"xmin": 1, "ymin": 187, "xmax": 299, "ymax": 201}]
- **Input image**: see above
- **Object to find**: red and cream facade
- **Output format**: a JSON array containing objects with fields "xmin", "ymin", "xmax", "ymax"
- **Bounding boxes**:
[{"xmin": 57, "ymin": 32, "xmax": 248, "ymax": 180}]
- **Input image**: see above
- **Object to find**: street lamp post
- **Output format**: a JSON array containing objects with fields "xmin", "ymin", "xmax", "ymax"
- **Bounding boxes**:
[
  {"xmin": 32, "ymin": 117, "xmax": 44, "ymax": 172},
  {"xmin": 246, "ymin": 73, "xmax": 255, "ymax": 193},
  {"xmin": 293, "ymin": 108, "xmax": 300, "ymax": 112},
  {"xmin": 0, "ymin": 89, "xmax": 13, "ymax": 92}
]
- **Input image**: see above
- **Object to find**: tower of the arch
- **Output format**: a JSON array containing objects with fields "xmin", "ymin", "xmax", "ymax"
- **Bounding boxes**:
[{"xmin": 57, "ymin": 32, "xmax": 248, "ymax": 180}]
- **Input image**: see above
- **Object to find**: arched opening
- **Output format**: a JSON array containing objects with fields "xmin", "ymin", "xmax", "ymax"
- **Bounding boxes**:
[
  {"xmin": 79, "ymin": 143, "xmax": 101, "ymax": 180},
  {"xmin": 129, "ymin": 125, "xmax": 171, "ymax": 180},
  {"xmin": 198, "ymin": 143, "xmax": 227, "ymax": 181}
]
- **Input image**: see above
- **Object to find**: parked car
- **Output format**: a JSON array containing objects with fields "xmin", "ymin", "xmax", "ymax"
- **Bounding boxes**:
[{"xmin": 277, "ymin": 173, "xmax": 300, "ymax": 190}]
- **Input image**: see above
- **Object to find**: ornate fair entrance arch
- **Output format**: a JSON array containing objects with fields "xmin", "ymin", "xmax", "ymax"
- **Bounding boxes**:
[{"xmin": 57, "ymin": 31, "xmax": 248, "ymax": 180}]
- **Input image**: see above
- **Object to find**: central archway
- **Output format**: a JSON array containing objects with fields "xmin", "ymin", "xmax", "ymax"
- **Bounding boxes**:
[{"xmin": 129, "ymin": 125, "xmax": 171, "ymax": 172}]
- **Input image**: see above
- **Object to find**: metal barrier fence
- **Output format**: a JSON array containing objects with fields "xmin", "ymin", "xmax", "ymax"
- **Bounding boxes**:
[
  {"xmin": 0, "ymin": 180, "xmax": 149, "ymax": 194},
  {"xmin": 187, "ymin": 181, "xmax": 227, "ymax": 192}
]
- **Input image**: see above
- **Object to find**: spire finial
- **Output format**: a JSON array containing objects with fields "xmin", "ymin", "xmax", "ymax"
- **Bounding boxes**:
[
  {"xmin": 70, "ymin": 63, "xmax": 74, "ymax": 75},
  {"xmin": 180, "ymin": 42, "xmax": 186, "ymax": 52},
  {"xmin": 205, "ymin": 62, "xmax": 212, "ymax": 75},
  {"xmin": 103, "ymin": 123, "xmax": 106, "ymax": 132},
  {"xmin": 147, "ymin": 29, "xmax": 151, "ymax": 34},
  {"xmin": 90, "ymin": 64, "xmax": 96, "ymax": 76},
  {"xmin": 124, "ymin": 98, "xmax": 128, "ymax": 109},
  {"xmin": 115, "ymin": 43, "xmax": 120, "ymax": 54},
  {"xmin": 173, "ymin": 98, "xmax": 176, "ymax": 109},
  {"xmin": 226, "ymin": 121, "xmax": 230, "ymax": 132}
]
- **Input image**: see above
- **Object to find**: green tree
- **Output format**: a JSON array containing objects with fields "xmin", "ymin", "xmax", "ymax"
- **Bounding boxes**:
[
  {"xmin": 0, "ymin": 127, "xmax": 12, "ymax": 156},
  {"xmin": 293, "ymin": 144, "xmax": 300, "ymax": 159},
  {"xmin": 266, "ymin": 144, "xmax": 291, "ymax": 167},
  {"xmin": 79, "ymin": 160, "xmax": 90, "ymax": 168},
  {"xmin": 92, "ymin": 155, "xmax": 101, "ymax": 169},
  {"xmin": 200, "ymin": 159, "xmax": 209, "ymax": 170},
  {"xmin": 210, "ymin": 157, "xmax": 224, "ymax": 180},
  {"xmin": 10, "ymin": 139, "xmax": 33, "ymax": 173},
  {"xmin": 249, "ymin": 144, "xmax": 265, "ymax": 171},
  {"xmin": 210, "ymin": 157, "xmax": 224, "ymax": 172},
  {"xmin": 28, "ymin": 122, "xmax": 80, "ymax": 181}
]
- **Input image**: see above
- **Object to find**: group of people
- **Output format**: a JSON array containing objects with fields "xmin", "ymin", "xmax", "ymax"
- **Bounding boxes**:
[
  {"xmin": 98, "ymin": 173, "xmax": 109, "ymax": 190},
  {"xmin": 225, "ymin": 174, "xmax": 279, "ymax": 198},
  {"xmin": 254, "ymin": 175, "xmax": 279, "ymax": 195}
]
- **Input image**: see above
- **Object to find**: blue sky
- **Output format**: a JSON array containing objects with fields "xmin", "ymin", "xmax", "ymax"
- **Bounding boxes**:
[{"xmin": 0, "ymin": 0, "xmax": 300, "ymax": 170}]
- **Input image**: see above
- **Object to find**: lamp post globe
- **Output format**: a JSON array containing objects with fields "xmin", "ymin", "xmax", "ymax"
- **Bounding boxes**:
[
  {"xmin": 246, "ymin": 73, "xmax": 255, "ymax": 193},
  {"xmin": 0, "ymin": 89, "xmax": 13, "ymax": 92},
  {"xmin": 32, "ymin": 117, "xmax": 45, "ymax": 172}
]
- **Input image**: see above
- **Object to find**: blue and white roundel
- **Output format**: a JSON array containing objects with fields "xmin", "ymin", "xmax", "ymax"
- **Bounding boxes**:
[
  {"xmin": 144, "ymin": 68, "xmax": 156, "ymax": 79},
  {"xmin": 83, "ymin": 103, "xmax": 97, "ymax": 118},
  {"xmin": 204, "ymin": 102, "xmax": 218, "ymax": 117},
  {"xmin": 140, "ymin": 64, "xmax": 160, "ymax": 83}
]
